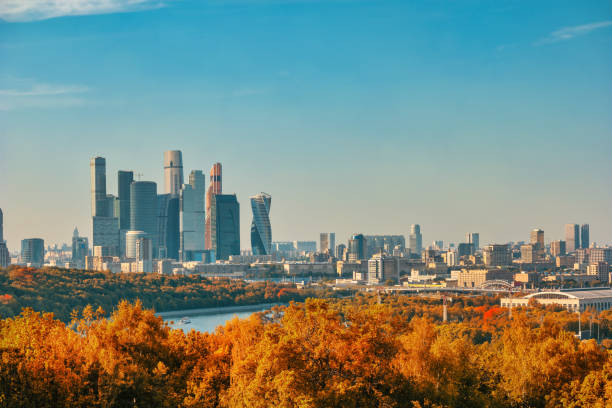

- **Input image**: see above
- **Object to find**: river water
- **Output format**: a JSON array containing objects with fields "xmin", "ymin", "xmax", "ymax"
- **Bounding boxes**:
[{"xmin": 158, "ymin": 303, "xmax": 278, "ymax": 333}]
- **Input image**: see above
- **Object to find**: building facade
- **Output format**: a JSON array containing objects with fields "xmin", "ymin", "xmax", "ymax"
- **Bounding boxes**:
[
  {"xmin": 205, "ymin": 162, "xmax": 222, "ymax": 250},
  {"xmin": 211, "ymin": 194, "xmax": 240, "ymax": 260},
  {"xmin": 250, "ymin": 193, "xmax": 272, "ymax": 255},
  {"xmin": 21, "ymin": 238, "xmax": 44, "ymax": 267},
  {"xmin": 180, "ymin": 171, "xmax": 205, "ymax": 261},
  {"xmin": 348, "ymin": 234, "xmax": 367, "ymax": 261},
  {"xmin": 551, "ymin": 240, "xmax": 566, "ymax": 257},
  {"xmin": 483, "ymin": 244, "xmax": 512, "ymax": 266},
  {"xmin": 130, "ymin": 181, "xmax": 158, "ymax": 253},
  {"xmin": 581, "ymin": 224, "xmax": 590, "ymax": 249},
  {"xmin": 320, "ymin": 232, "xmax": 336, "ymax": 256},
  {"xmin": 565, "ymin": 223, "xmax": 580, "ymax": 253},
  {"xmin": 466, "ymin": 233, "xmax": 479, "ymax": 251},
  {"xmin": 163, "ymin": 150, "xmax": 184, "ymax": 196},
  {"xmin": 409, "ymin": 224, "xmax": 422, "ymax": 254}
]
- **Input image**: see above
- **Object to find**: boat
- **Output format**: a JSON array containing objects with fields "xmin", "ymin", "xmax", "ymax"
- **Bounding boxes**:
[{"xmin": 179, "ymin": 317, "xmax": 191, "ymax": 324}]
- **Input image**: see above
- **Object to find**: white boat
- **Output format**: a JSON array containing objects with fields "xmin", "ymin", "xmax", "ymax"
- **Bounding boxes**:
[{"xmin": 179, "ymin": 317, "xmax": 191, "ymax": 324}]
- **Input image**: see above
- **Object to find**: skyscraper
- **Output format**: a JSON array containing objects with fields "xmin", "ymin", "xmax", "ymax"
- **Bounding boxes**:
[
  {"xmin": 466, "ymin": 233, "xmax": 479, "ymax": 251},
  {"xmin": 130, "ymin": 181, "xmax": 158, "ymax": 252},
  {"xmin": 348, "ymin": 233, "xmax": 367, "ymax": 261},
  {"xmin": 250, "ymin": 193, "xmax": 272, "ymax": 255},
  {"xmin": 90, "ymin": 157, "xmax": 108, "ymax": 217},
  {"xmin": 530, "ymin": 229, "xmax": 544, "ymax": 250},
  {"xmin": 157, "ymin": 194, "xmax": 180, "ymax": 260},
  {"xmin": 551, "ymin": 240, "xmax": 566, "ymax": 257},
  {"xmin": 565, "ymin": 224, "xmax": 580, "ymax": 253},
  {"xmin": 211, "ymin": 194, "xmax": 240, "ymax": 260},
  {"xmin": 91, "ymin": 156, "xmax": 119, "ymax": 254},
  {"xmin": 21, "ymin": 238, "xmax": 44, "ymax": 267},
  {"xmin": 71, "ymin": 227, "xmax": 88, "ymax": 269},
  {"xmin": 580, "ymin": 224, "xmax": 590, "ymax": 249},
  {"xmin": 409, "ymin": 224, "xmax": 422, "ymax": 254},
  {"xmin": 0, "ymin": 208, "xmax": 9, "ymax": 268},
  {"xmin": 320, "ymin": 232, "xmax": 336, "ymax": 256},
  {"xmin": 164, "ymin": 150, "xmax": 184, "ymax": 196},
  {"xmin": 180, "ymin": 170, "xmax": 206, "ymax": 261},
  {"xmin": 117, "ymin": 170, "xmax": 134, "ymax": 230},
  {"xmin": 205, "ymin": 163, "xmax": 222, "ymax": 250},
  {"xmin": 483, "ymin": 244, "xmax": 512, "ymax": 266}
]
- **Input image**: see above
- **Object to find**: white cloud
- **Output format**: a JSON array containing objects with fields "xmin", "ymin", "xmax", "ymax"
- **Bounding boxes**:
[
  {"xmin": 0, "ymin": 0, "xmax": 167, "ymax": 22},
  {"xmin": 0, "ymin": 81, "xmax": 90, "ymax": 110},
  {"xmin": 536, "ymin": 21, "xmax": 612, "ymax": 45}
]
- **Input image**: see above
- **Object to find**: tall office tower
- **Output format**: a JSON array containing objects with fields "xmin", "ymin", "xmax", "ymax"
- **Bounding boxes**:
[
  {"xmin": 530, "ymin": 229, "xmax": 544, "ymax": 250},
  {"xmin": 205, "ymin": 163, "xmax": 222, "ymax": 250},
  {"xmin": 157, "ymin": 194, "xmax": 180, "ymax": 260},
  {"xmin": 348, "ymin": 233, "xmax": 367, "ymax": 261},
  {"xmin": 130, "ymin": 181, "xmax": 158, "ymax": 253},
  {"xmin": 136, "ymin": 237, "xmax": 153, "ymax": 272},
  {"xmin": 0, "ymin": 208, "xmax": 8, "ymax": 268},
  {"xmin": 164, "ymin": 150, "xmax": 184, "ymax": 196},
  {"xmin": 335, "ymin": 244, "xmax": 346, "ymax": 260},
  {"xmin": 320, "ymin": 233, "xmax": 336, "ymax": 256},
  {"xmin": 250, "ymin": 193, "xmax": 272, "ymax": 255},
  {"xmin": 21, "ymin": 238, "xmax": 44, "ymax": 267},
  {"xmin": 71, "ymin": 227, "xmax": 89, "ymax": 269},
  {"xmin": 125, "ymin": 230, "xmax": 147, "ymax": 258},
  {"xmin": 409, "ymin": 224, "xmax": 422, "ymax": 254},
  {"xmin": 580, "ymin": 224, "xmax": 590, "ymax": 249},
  {"xmin": 179, "ymin": 170, "xmax": 206, "ymax": 261},
  {"xmin": 466, "ymin": 233, "xmax": 480, "ymax": 251},
  {"xmin": 565, "ymin": 224, "xmax": 580, "ymax": 253},
  {"xmin": 90, "ymin": 157, "xmax": 108, "ymax": 217},
  {"xmin": 551, "ymin": 240, "xmax": 566, "ymax": 257},
  {"xmin": 483, "ymin": 244, "xmax": 512, "ymax": 266},
  {"xmin": 117, "ymin": 171, "xmax": 134, "ymax": 230},
  {"xmin": 210, "ymin": 194, "xmax": 240, "ymax": 260}
]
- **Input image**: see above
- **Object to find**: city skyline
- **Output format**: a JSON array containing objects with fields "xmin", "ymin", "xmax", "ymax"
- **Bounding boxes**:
[{"xmin": 1, "ymin": 0, "xmax": 611, "ymax": 250}]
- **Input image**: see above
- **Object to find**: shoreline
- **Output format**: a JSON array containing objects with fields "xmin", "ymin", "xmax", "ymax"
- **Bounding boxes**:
[{"xmin": 156, "ymin": 302, "xmax": 283, "ymax": 319}]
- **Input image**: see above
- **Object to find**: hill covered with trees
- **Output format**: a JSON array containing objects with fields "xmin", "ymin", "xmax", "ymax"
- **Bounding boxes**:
[{"xmin": 0, "ymin": 266, "xmax": 334, "ymax": 321}]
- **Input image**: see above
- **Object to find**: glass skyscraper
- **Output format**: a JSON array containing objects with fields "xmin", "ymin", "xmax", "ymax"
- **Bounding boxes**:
[
  {"xmin": 211, "ymin": 194, "xmax": 240, "ymax": 260},
  {"xmin": 130, "ymin": 181, "xmax": 158, "ymax": 251},
  {"xmin": 21, "ymin": 238, "xmax": 44, "ymax": 267},
  {"xmin": 250, "ymin": 192, "xmax": 272, "ymax": 255}
]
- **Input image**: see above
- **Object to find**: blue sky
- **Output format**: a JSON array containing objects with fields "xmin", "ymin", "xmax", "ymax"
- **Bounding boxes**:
[{"xmin": 1, "ymin": 0, "xmax": 611, "ymax": 251}]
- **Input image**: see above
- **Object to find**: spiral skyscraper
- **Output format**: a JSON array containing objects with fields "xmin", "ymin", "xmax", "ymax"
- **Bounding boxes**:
[{"xmin": 250, "ymin": 192, "xmax": 271, "ymax": 255}]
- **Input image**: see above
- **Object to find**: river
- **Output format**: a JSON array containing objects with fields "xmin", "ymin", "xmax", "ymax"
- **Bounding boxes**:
[{"xmin": 158, "ymin": 303, "xmax": 279, "ymax": 333}]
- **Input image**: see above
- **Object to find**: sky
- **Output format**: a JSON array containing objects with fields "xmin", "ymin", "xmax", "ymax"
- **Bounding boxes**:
[{"xmin": 0, "ymin": 0, "xmax": 611, "ymax": 252}]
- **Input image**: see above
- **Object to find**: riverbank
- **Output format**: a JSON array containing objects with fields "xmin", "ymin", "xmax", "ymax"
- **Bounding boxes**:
[{"xmin": 156, "ymin": 302, "xmax": 284, "ymax": 319}]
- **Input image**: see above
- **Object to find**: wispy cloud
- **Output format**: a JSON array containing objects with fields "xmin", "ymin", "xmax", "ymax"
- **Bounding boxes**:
[
  {"xmin": 0, "ymin": 0, "xmax": 167, "ymax": 23},
  {"xmin": 535, "ymin": 21, "xmax": 612, "ymax": 45},
  {"xmin": 0, "ymin": 81, "xmax": 90, "ymax": 110}
]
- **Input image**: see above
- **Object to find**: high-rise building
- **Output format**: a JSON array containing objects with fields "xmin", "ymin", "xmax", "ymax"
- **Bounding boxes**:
[
  {"xmin": 0, "ymin": 208, "xmax": 9, "ymax": 268},
  {"xmin": 530, "ymin": 229, "xmax": 544, "ymax": 250},
  {"xmin": 367, "ymin": 255, "xmax": 399, "ymax": 284},
  {"xmin": 580, "ymin": 224, "xmax": 590, "ymax": 249},
  {"xmin": 365, "ymin": 235, "xmax": 405, "ymax": 257},
  {"xmin": 21, "ymin": 238, "xmax": 44, "ymax": 267},
  {"xmin": 157, "ymin": 194, "xmax": 180, "ymax": 260},
  {"xmin": 71, "ymin": 227, "xmax": 88, "ymax": 269},
  {"xmin": 130, "ymin": 181, "xmax": 158, "ymax": 253},
  {"xmin": 551, "ymin": 240, "xmax": 566, "ymax": 257},
  {"xmin": 164, "ymin": 150, "xmax": 184, "ymax": 196},
  {"xmin": 466, "ymin": 233, "xmax": 479, "ymax": 251},
  {"xmin": 483, "ymin": 244, "xmax": 512, "ymax": 266},
  {"xmin": 125, "ymin": 230, "xmax": 147, "ymax": 259},
  {"xmin": 205, "ymin": 163, "xmax": 222, "ymax": 250},
  {"xmin": 180, "ymin": 170, "xmax": 206, "ymax": 261},
  {"xmin": 335, "ymin": 244, "xmax": 347, "ymax": 261},
  {"xmin": 250, "ymin": 193, "xmax": 272, "ymax": 255},
  {"xmin": 210, "ymin": 194, "xmax": 240, "ymax": 260},
  {"xmin": 409, "ymin": 224, "xmax": 422, "ymax": 254},
  {"xmin": 348, "ymin": 234, "xmax": 367, "ymax": 261},
  {"xmin": 91, "ymin": 156, "xmax": 119, "ymax": 254},
  {"xmin": 136, "ymin": 237, "xmax": 153, "ymax": 273},
  {"xmin": 320, "ymin": 233, "xmax": 336, "ymax": 256},
  {"xmin": 117, "ymin": 170, "xmax": 134, "ymax": 230},
  {"xmin": 565, "ymin": 224, "xmax": 580, "ymax": 253},
  {"xmin": 90, "ymin": 157, "xmax": 108, "ymax": 217}
]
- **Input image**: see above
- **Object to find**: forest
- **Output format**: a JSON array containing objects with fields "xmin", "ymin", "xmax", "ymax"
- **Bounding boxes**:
[
  {"xmin": 0, "ymin": 291, "xmax": 611, "ymax": 407},
  {"xmin": 0, "ymin": 266, "xmax": 339, "ymax": 321}
]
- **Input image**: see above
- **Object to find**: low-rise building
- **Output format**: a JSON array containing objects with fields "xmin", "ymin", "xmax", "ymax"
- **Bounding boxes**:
[
  {"xmin": 454, "ymin": 268, "xmax": 514, "ymax": 288},
  {"xmin": 501, "ymin": 288, "xmax": 612, "ymax": 312}
]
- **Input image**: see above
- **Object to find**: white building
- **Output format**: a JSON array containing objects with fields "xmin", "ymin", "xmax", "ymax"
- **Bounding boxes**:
[{"xmin": 501, "ymin": 288, "xmax": 612, "ymax": 312}]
